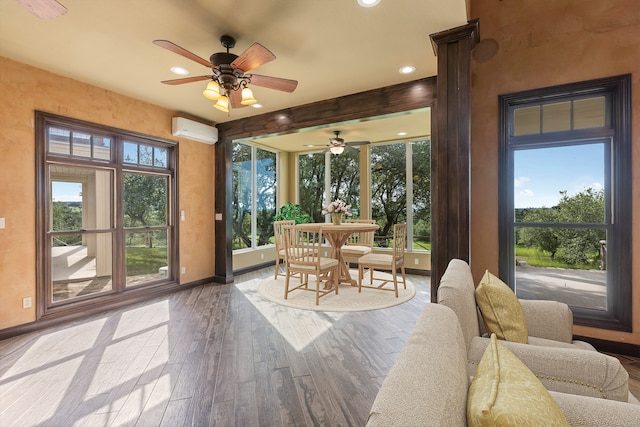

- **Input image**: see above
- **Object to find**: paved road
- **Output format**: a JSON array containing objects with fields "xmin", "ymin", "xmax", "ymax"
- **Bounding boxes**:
[{"xmin": 514, "ymin": 264, "xmax": 606, "ymax": 311}]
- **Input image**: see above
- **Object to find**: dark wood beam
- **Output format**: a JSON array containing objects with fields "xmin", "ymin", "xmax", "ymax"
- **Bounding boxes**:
[{"xmin": 429, "ymin": 19, "xmax": 480, "ymax": 301}]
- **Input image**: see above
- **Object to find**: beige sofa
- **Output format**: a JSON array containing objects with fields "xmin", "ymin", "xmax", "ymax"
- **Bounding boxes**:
[
  {"xmin": 438, "ymin": 258, "xmax": 635, "ymax": 403},
  {"xmin": 367, "ymin": 302, "xmax": 640, "ymax": 426}
]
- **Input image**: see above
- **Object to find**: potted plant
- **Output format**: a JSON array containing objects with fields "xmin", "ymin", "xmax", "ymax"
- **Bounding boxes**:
[{"xmin": 273, "ymin": 202, "xmax": 310, "ymax": 224}]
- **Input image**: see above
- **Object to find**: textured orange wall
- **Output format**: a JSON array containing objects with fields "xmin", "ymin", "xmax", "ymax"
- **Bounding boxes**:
[
  {"xmin": 0, "ymin": 57, "xmax": 215, "ymax": 330},
  {"xmin": 469, "ymin": 0, "xmax": 640, "ymax": 344}
]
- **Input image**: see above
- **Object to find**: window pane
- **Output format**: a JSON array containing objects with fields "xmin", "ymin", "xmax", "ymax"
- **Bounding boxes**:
[
  {"xmin": 515, "ymin": 227, "xmax": 607, "ymax": 310},
  {"xmin": 256, "ymin": 149, "xmax": 276, "ymax": 247},
  {"xmin": 299, "ymin": 152, "xmax": 326, "ymax": 224},
  {"xmin": 412, "ymin": 139, "xmax": 431, "ymax": 251},
  {"xmin": 94, "ymin": 136, "xmax": 112, "ymax": 160},
  {"xmin": 139, "ymin": 145, "xmax": 154, "ymax": 166},
  {"xmin": 48, "ymin": 127, "xmax": 70, "ymax": 155},
  {"xmin": 371, "ymin": 143, "xmax": 407, "ymax": 247},
  {"xmin": 574, "ymin": 97, "xmax": 605, "ymax": 129},
  {"xmin": 542, "ymin": 102, "xmax": 571, "ymax": 133},
  {"xmin": 123, "ymin": 173, "xmax": 168, "ymax": 227},
  {"xmin": 125, "ymin": 230, "xmax": 168, "ymax": 286},
  {"xmin": 50, "ymin": 165, "xmax": 113, "ymax": 231},
  {"xmin": 154, "ymin": 147, "xmax": 168, "ymax": 168},
  {"xmin": 51, "ymin": 232, "xmax": 113, "ymax": 302},
  {"xmin": 513, "ymin": 106, "xmax": 540, "ymax": 136},
  {"xmin": 330, "ymin": 149, "xmax": 359, "ymax": 216},
  {"xmin": 123, "ymin": 142, "xmax": 138, "ymax": 164},
  {"xmin": 72, "ymin": 132, "xmax": 92, "ymax": 158},
  {"xmin": 232, "ymin": 144, "xmax": 252, "ymax": 250},
  {"xmin": 513, "ymin": 143, "xmax": 605, "ymax": 224}
]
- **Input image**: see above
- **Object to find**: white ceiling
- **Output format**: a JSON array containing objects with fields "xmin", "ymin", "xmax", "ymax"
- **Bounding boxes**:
[{"xmin": 1, "ymin": 0, "xmax": 467, "ymax": 150}]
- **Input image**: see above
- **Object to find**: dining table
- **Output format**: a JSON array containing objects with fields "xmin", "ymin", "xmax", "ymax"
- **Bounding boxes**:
[{"xmin": 295, "ymin": 222, "xmax": 379, "ymax": 288}]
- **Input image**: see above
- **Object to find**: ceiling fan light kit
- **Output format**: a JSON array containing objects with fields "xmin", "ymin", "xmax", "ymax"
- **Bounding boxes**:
[
  {"xmin": 154, "ymin": 35, "xmax": 298, "ymax": 114},
  {"xmin": 330, "ymin": 146, "xmax": 345, "ymax": 155}
]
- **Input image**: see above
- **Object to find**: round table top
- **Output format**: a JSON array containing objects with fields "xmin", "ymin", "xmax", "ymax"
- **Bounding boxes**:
[{"xmin": 294, "ymin": 222, "xmax": 379, "ymax": 232}]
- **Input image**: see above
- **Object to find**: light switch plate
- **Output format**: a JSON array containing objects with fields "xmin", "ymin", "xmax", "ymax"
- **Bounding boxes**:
[{"xmin": 0, "ymin": 217, "xmax": 5, "ymax": 229}]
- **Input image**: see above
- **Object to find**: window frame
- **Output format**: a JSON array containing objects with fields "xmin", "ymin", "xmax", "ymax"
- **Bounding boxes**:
[
  {"xmin": 231, "ymin": 142, "xmax": 279, "ymax": 252},
  {"xmin": 36, "ymin": 112, "xmax": 178, "ymax": 320},
  {"xmin": 498, "ymin": 75, "xmax": 632, "ymax": 331}
]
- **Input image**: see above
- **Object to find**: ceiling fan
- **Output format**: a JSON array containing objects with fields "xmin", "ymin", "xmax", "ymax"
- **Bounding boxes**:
[
  {"xmin": 327, "ymin": 130, "xmax": 370, "ymax": 155},
  {"xmin": 153, "ymin": 35, "xmax": 298, "ymax": 113},
  {"xmin": 16, "ymin": 0, "xmax": 67, "ymax": 19}
]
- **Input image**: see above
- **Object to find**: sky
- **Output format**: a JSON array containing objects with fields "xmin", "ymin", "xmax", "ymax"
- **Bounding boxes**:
[
  {"xmin": 514, "ymin": 143, "xmax": 604, "ymax": 209},
  {"xmin": 52, "ymin": 182, "xmax": 82, "ymax": 202}
]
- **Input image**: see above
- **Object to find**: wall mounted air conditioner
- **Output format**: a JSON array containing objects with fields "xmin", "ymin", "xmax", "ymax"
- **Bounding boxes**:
[{"xmin": 171, "ymin": 117, "xmax": 218, "ymax": 144}]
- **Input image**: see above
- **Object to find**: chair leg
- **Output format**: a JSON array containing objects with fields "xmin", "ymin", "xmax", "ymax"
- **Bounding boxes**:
[
  {"xmin": 401, "ymin": 265, "xmax": 407, "ymax": 289},
  {"xmin": 392, "ymin": 268, "xmax": 399, "ymax": 298},
  {"xmin": 274, "ymin": 258, "xmax": 280, "ymax": 280},
  {"xmin": 284, "ymin": 271, "xmax": 290, "ymax": 299}
]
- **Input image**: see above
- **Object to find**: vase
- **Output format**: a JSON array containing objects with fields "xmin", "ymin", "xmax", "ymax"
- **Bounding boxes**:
[{"xmin": 331, "ymin": 213, "xmax": 343, "ymax": 225}]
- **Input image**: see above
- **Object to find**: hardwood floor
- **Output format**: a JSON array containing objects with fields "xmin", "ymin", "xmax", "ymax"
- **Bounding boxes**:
[{"xmin": 0, "ymin": 267, "xmax": 638, "ymax": 426}]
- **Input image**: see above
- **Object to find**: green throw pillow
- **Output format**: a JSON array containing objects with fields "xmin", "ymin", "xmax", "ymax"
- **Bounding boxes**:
[
  {"xmin": 475, "ymin": 270, "xmax": 528, "ymax": 344},
  {"xmin": 467, "ymin": 334, "xmax": 569, "ymax": 427}
]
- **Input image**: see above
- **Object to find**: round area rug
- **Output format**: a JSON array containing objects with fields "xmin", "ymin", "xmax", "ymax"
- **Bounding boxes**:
[{"xmin": 258, "ymin": 272, "xmax": 416, "ymax": 312}]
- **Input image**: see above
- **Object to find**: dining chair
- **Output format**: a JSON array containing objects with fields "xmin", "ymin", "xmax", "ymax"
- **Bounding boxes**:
[
  {"xmin": 357, "ymin": 223, "xmax": 407, "ymax": 297},
  {"xmin": 282, "ymin": 225, "xmax": 339, "ymax": 305},
  {"xmin": 341, "ymin": 219, "xmax": 376, "ymax": 267},
  {"xmin": 273, "ymin": 220, "xmax": 295, "ymax": 279}
]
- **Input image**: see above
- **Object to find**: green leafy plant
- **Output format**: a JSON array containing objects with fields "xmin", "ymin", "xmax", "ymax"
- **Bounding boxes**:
[{"xmin": 273, "ymin": 202, "xmax": 310, "ymax": 224}]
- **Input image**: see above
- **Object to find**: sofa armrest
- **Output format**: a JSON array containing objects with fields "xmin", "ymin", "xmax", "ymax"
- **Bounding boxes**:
[
  {"xmin": 519, "ymin": 299, "xmax": 573, "ymax": 343},
  {"xmin": 549, "ymin": 390, "xmax": 640, "ymax": 427},
  {"xmin": 468, "ymin": 336, "xmax": 630, "ymax": 402}
]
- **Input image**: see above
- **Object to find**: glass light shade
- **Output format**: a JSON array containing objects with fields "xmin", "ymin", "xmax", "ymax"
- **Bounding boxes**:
[
  {"xmin": 203, "ymin": 81, "xmax": 221, "ymax": 100},
  {"xmin": 329, "ymin": 146, "xmax": 344, "ymax": 155},
  {"xmin": 240, "ymin": 87, "xmax": 257, "ymax": 105},
  {"xmin": 213, "ymin": 95, "xmax": 229, "ymax": 113}
]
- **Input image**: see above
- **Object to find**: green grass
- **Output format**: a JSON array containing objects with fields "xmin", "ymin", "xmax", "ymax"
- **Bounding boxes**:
[
  {"xmin": 515, "ymin": 246, "xmax": 597, "ymax": 270},
  {"xmin": 126, "ymin": 246, "xmax": 168, "ymax": 276}
]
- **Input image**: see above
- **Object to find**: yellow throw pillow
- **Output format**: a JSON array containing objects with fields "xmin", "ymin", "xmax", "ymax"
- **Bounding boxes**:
[
  {"xmin": 475, "ymin": 270, "xmax": 529, "ymax": 344},
  {"xmin": 467, "ymin": 334, "xmax": 569, "ymax": 427}
]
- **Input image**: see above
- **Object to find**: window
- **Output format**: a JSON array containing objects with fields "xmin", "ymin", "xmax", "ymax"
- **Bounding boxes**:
[
  {"xmin": 299, "ymin": 138, "xmax": 431, "ymax": 252},
  {"xmin": 499, "ymin": 75, "xmax": 632, "ymax": 331},
  {"xmin": 37, "ymin": 113, "xmax": 177, "ymax": 316},
  {"xmin": 371, "ymin": 139, "xmax": 431, "ymax": 250},
  {"xmin": 232, "ymin": 143, "xmax": 277, "ymax": 250}
]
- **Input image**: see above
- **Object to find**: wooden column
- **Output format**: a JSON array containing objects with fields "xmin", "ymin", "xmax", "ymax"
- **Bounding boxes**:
[
  {"xmin": 429, "ymin": 20, "xmax": 479, "ymax": 301},
  {"xmin": 213, "ymin": 138, "xmax": 234, "ymax": 283}
]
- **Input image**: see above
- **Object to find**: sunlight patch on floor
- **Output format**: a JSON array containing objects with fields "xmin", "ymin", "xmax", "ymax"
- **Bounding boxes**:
[{"xmin": 235, "ymin": 277, "xmax": 346, "ymax": 352}]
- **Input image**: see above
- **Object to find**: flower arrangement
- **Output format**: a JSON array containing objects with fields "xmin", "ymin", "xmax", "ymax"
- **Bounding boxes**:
[{"xmin": 321, "ymin": 199, "xmax": 353, "ymax": 216}]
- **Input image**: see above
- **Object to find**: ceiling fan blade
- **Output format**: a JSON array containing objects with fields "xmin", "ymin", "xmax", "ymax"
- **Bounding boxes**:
[
  {"xmin": 17, "ymin": 0, "xmax": 67, "ymax": 19},
  {"xmin": 229, "ymin": 90, "xmax": 248, "ymax": 109},
  {"xmin": 231, "ymin": 43, "xmax": 276, "ymax": 72},
  {"xmin": 160, "ymin": 75, "xmax": 212, "ymax": 85},
  {"xmin": 347, "ymin": 141, "xmax": 370, "ymax": 146},
  {"xmin": 247, "ymin": 74, "xmax": 298, "ymax": 93},
  {"xmin": 153, "ymin": 40, "xmax": 212, "ymax": 68}
]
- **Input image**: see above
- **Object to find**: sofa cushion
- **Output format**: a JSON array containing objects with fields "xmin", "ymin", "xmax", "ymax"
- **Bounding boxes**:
[
  {"xmin": 437, "ymin": 258, "xmax": 481, "ymax": 351},
  {"xmin": 475, "ymin": 270, "xmax": 529, "ymax": 344},
  {"xmin": 467, "ymin": 334, "xmax": 569, "ymax": 427},
  {"xmin": 367, "ymin": 304, "xmax": 469, "ymax": 427}
]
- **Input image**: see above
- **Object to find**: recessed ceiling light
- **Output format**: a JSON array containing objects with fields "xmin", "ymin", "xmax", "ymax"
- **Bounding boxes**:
[
  {"xmin": 170, "ymin": 66, "xmax": 189, "ymax": 76},
  {"xmin": 399, "ymin": 66, "xmax": 415, "ymax": 74},
  {"xmin": 397, "ymin": 131, "xmax": 408, "ymax": 136},
  {"xmin": 251, "ymin": 103, "xmax": 263, "ymax": 109},
  {"xmin": 357, "ymin": 0, "xmax": 380, "ymax": 7}
]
